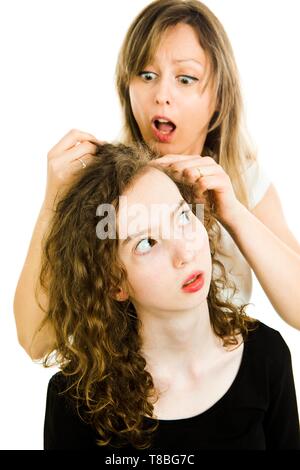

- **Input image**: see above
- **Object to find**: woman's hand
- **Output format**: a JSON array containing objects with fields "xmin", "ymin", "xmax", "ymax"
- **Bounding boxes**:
[
  {"xmin": 149, "ymin": 154, "xmax": 243, "ymax": 226},
  {"xmin": 44, "ymin": 129, "xmax": 105, "ymax": 209}
]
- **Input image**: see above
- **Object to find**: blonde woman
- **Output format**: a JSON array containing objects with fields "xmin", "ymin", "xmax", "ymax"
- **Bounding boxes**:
[{"xmin": 14, "ymin": 0, "xmax": 300, "ymax": 362}]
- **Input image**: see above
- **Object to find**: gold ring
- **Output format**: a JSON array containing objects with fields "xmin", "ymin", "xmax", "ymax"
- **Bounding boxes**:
[{"xmin": 78, "ymin": 158, "xmax": 87, "ymax": 169}]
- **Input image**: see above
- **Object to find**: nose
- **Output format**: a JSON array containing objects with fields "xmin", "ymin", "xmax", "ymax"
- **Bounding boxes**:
[
  {"xmin": 154, "ymin": 77, "xmax": 171, "ymax": 106},
  {"xmin": 172, "ymin": 238, "xmax": 196, "ymax": 268}
]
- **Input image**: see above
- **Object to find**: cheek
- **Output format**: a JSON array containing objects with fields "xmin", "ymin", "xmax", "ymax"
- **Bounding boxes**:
[
  {"xmin": 127, "ymin": 255, "xmax": 167, "ymax": 296},
  {"xmin": 204, "ymin": 237, "xmax": 212, "ymax": 267},
  {"xmin": 129, "ymin": 84, "xmax": 144, "ymax": 114},
  {"xmin": 183, "ymin": 89, "xmax": 214, "ymax": 118},
  {"xmin": 128, "ymin": 268, "xmax": 162, "ymax": 301},
  {"xmin": 129, "ymin": 85, "xmax": 138, "ymax": 115},
  {"xmin": 193, "ymin": 225, "xmax": 212, "ymax": 263}
]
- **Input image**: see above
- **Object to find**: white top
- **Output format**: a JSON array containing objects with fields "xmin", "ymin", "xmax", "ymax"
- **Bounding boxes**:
[{"xmin": 213, "ymin": 160, "xmax": 271, "ymax": 305}]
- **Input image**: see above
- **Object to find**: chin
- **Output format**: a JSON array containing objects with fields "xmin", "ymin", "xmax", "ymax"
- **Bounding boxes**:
[{"xmin": 150, "ymin": 141, "xmax": 179, "ymax": 156}]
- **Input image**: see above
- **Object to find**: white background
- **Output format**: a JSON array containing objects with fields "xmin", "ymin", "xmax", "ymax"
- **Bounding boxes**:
[{"xmin": 0, "ymin": 0, "xmax": 299, "ymax": 449}]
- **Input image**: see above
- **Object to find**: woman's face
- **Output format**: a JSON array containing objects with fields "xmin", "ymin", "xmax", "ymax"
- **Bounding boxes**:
[
  {"xmin": 129, "ymin": 23, "xmax": 216, "ymax": 156},
  {"xmin": 117, "ymin": 167, "xmax": 212, "ymax": 314}
]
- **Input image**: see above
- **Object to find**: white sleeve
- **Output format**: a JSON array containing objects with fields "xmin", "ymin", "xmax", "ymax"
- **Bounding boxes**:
[{"xmin": 243, "ymin": 160, "xmax": 272, "ymax": 210}]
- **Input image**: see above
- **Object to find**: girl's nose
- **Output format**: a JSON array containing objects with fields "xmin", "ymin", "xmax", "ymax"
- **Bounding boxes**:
[{"xmin": 172, "ymin": 239, "xmax": 196, "ymax": 268}]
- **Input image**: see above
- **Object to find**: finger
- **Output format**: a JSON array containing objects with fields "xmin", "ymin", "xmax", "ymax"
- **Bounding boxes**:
[
  {"xmin": 166, "ymin": 164, "xmax": 222, "ymax": 186},
  {"xmin": 158, "ymin": 164, "xmax": 202, "ymax": 185},
  {"xmin": 153, "ymin": 154, "xmax": 217, "ymax": 165},
  {"xmin": 152, "ymin": 154, "xmax": 198, "ymax": 166},
  {"xmin": 65, "ymin": 142, "xmax": 99, "ymax": 161},
  {"xmin": 49, "ymin": 129, "xmax": 102, "ymax": 156},
  {"xmin": 156, "ymin": 158, "xmax": 219, "ymax": 175},
  {"xmin": 72, "ymin": 154, "xmax": 94, "ymax": 171},
  {"xmin": 191, "ymin": 188, "xmax": 207, "ymax": 205},
  {"xmin": 48, "ymin": 143, "xmax": 99, "ymax": 174},
  {"xmin": 171, "ymin": 161, "xmax": 221, "ymax": 174},
  {"xmin": 152, "ymin": 159, "xmax": 202, "ymax": 175},
  {"xmin": 62, "ymin": 129, "xmax": 103, "ymax": 149},
  {"xmin": 74, "ymin": 139, "xmax": 106, "ymax": 148},
  {"xmin": 185, "ymin": 164, "xmax": 224, "ymax": 180},
  {"xmin": 195, "ymin": 174, "xmax": 228, "ymax": 193}
]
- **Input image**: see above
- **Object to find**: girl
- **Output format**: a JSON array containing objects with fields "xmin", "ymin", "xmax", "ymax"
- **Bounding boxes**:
[
  {"xmin": 14, "ymin": 0, "xmax": 300, "ymax": 363},
  {"xmin": 43, "ymin": 143, "xmax": 299, "ymax": 450}
]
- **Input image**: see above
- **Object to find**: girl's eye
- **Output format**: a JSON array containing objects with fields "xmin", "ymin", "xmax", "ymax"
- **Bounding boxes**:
[
  {"xmin": 138, "ymin": 71, "xmax": 157, "ymax": 82},
  {"xmin": 177, "ymin": 75, "xmax": 198, "ymax": 85},
  {"xmin": 178, "ymin": 209, "xmax": 192, "ymax": 225},
  {"xmin": 135, "ymin": 238, "xmax": 157, "ymax": 254}
]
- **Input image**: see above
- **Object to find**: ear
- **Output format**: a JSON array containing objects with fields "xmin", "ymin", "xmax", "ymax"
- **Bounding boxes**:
[{"xmin": 113, "ymin": 287, "xmax": 129, "ymax": 302}]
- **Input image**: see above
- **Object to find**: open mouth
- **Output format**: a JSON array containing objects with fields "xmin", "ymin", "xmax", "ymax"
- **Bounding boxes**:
[
  {"xmin": 153, "ymin": 118, "xmax": 176, "ymax": 134},
  {"xmin": 151, "ymin": 117, "xmax": 177, "ymax": 143}
]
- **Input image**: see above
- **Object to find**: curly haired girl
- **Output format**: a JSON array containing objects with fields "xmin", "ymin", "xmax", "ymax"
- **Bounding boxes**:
[{"xmin": 42, "ymin": 143, "xmax": 299, "ymax": 451}]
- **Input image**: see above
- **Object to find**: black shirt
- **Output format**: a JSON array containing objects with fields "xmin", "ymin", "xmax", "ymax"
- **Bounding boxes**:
[{"xmin": 44, "ymin": 321, "xmax": 300, "ymax": 451}]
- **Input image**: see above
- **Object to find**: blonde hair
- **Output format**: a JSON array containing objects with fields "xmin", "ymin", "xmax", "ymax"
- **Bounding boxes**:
[{"xmin": 116, "ymin": 0, "xmax": 256, "ymax": 208}]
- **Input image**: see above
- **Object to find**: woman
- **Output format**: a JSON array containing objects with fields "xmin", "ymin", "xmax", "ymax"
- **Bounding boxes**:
[
  {"xmin": 14, "ymin": 0, "xmax": 300, "ymax": 362},
  {"xmin": 43, "ymin": 143, "xmax": 299, "ymax": 450}
]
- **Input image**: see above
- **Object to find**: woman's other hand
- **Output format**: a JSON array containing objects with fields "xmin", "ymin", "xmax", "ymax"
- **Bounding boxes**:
[
  {"xmin": 150, "ymin": 154, "xmax": 242, "ymax": 226},
  {"xmin": 45, "ymin": 129, "xmax": 105, "ymax": 209}
]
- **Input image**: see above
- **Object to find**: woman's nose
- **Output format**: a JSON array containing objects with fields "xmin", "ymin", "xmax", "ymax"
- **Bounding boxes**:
[{"xmin": 154, "ymin": 77, "xmax": 171, "ymax": 106}]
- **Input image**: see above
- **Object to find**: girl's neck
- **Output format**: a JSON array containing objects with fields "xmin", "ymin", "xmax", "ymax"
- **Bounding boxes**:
[{"xmin": 138, "ymin": 300, "xmax": 222, "ymax": 378}]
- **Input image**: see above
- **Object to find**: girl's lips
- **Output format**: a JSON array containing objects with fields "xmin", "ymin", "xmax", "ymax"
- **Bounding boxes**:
[{"xmin": 181, "ymin": 273, "xmax": 205, "ymax": 293}]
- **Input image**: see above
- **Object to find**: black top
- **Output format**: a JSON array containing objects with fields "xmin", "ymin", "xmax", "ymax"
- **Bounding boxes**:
[{"xmin": 44, "ymin": 321, "xmax": 300, "ymax": 451}]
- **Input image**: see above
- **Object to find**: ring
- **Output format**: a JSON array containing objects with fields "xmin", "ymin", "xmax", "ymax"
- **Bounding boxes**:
[{"xmin": 78, "ymin": 158, "xmax": 87, "ymax": 169}]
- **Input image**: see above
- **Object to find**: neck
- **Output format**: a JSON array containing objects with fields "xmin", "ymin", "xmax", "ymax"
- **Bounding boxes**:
[{"xmin": 137, "ymin": 300, "xmax": 223, "ymax": 380}]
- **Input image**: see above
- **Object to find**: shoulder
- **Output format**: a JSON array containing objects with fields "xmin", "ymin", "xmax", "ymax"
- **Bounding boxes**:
[
  {"xmin": 247, "ymin": 320, "xmax": 289, "ymax": 349},
  {"xmin": 45, "ymin": 372, "xmax": 91, "ymax": 430},
  {"xmin": 46, "ymin": 371, "xmax": 77, "ymax": 414},
  {"xmin": 44, "ymin": 373, "xmax": 97, "ymax": 449},
  {"xmin": 242, "ymin": 160, "xmax": 271, "ymax": 210},
  {"xmin": 245, "ymin": 320, "xmax": 291, "ymax": 367},
  {"xmin": 48, "ymin": 371, "xmax": 71, "ymax": 393}
]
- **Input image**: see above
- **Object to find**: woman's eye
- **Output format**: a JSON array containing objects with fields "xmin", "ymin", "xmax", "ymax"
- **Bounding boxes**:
[
  {"xmin": 135, "ymin": 238, "xmax": 157, "ymax": 254},
  {"xmin": 177, "ymin": 75, "xmax": 198, "ymax": 85},
  {"xmin": 139, "ymin": 71, "xmax": 157, "ymax": 82},
  {"xmin": 178, "ymin": 209, "xmax": 192, "ymax": 225}
]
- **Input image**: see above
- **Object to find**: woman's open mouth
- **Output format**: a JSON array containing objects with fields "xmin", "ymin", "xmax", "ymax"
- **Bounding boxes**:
[{"xmin": 151, "ymin": 116, "xmax": 176, "ymax": 143}]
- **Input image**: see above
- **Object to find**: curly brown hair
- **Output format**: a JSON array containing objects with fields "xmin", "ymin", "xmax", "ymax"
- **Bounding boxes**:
[{"xmin": 37, "ymin": 143, "xmax": 257, "ymax": 450}]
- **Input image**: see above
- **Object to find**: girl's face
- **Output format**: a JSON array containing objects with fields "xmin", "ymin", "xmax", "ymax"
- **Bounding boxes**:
[
  {"xmin": 117, "ymin": 168, "xmax": 212, "ymax": 314},
  {"xmin": 129, "ymin": 23, "xmax": 216, "ymax": 156}
]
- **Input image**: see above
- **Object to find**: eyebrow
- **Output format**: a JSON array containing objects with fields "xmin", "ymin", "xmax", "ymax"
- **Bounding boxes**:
[
  {"xmin": 121, "ymin": 199, "xmax": 186, "ymax": 246},
  {"xmin": 174, "ymin": 58, "xmax": 204, "ymax": 68}
]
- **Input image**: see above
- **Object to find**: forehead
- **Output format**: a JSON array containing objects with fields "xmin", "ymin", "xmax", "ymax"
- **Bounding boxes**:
[
  {"xmin": 149, "ymin": 23, "xmax": 208, "ymax": 66},
  {"xmin": 117, "ymin": 168, "xmax": 186, "ymax": 241},
  {"xmin": 122, "ymin": 168, "xmax": 181, "ymax": 209}
]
